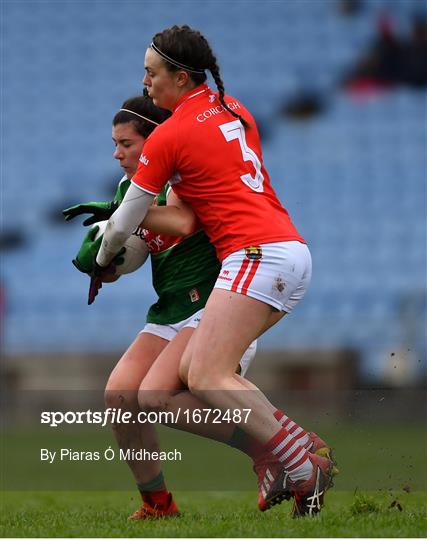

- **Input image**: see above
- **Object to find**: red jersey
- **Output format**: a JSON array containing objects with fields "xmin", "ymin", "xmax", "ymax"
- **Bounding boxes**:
[{"xmin": 132, "ymin": 84, "xmax": 305, "ymax": 261}]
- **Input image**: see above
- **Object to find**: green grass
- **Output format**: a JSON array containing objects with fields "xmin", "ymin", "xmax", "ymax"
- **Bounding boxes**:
[
  {"xmin": 1, "ymin": 423, "xmax": 426, "ymax": 536},
  {"xmin": 1, "ymin": 490, "xmax": 426, "ymax": 537},
  {"xmin": 2, "ymin": 423, "xmax": 426, "ymax": 491}
]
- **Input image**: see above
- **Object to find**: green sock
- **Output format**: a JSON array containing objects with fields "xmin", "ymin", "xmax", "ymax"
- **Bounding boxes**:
[
  {"xmin": 228, "ymin": 425, "xmax": 247, "ymax": 450},
  {"xmin": 228, "ymin": 426, "xmax": 264, "ymax": 460},
  {"xmin": 137, "ymin": 471, "xmax": 165, "ymax": 494}
]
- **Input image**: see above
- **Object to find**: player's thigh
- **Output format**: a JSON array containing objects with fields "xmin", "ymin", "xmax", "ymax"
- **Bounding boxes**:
[
  {"xmin": 138, "ymin": 327, "xmax": 194, "ymax": 410},
  {"xmin": 187, "ymin": 240, "xmax": 311, "ymax": 379},
  {"xmin": 188, "ymin": 288, "xmax": 280, "ymax": 379},
  {"xmin": 106, "ymin": 331, "xmax": 169, "ymax": 398}
]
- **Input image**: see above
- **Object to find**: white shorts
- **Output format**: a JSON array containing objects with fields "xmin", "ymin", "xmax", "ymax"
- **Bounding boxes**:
[
  {"xmin": 215, "ymin": 241, "xmax": 312, "ymax": 313},
  {"xmin": 141, "ymin": 308, "xmax": 257, "ymax": 377}
]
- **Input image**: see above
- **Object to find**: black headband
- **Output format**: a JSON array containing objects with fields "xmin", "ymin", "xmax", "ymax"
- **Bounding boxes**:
[{"xmin": 150, "ymin": 42, "xmax": 205, "ymax": 74}]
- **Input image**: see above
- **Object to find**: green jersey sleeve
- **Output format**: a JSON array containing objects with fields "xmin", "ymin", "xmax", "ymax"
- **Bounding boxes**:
[{"xmin": 113, "ymin": 176, "xmax": 131, "ymax": 204}]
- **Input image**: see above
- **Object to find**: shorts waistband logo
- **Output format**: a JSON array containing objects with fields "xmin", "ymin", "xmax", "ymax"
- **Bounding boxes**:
[{"xmin": 245, "ymin": 246, "xmax": 262, "ymax": 260}]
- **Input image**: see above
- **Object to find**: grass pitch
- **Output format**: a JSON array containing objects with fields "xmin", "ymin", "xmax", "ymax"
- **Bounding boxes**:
[
  {"xmin": 1, "ymin": 490, "xmax": 426, "ymax": 537},
  {"xmin": 1, "ymin": 423, "xmax": 426, "ymax": 536}
]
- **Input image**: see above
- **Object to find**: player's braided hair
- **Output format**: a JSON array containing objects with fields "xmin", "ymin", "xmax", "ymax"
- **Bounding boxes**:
[
  {"xmin": 152, "ymin": 25, "xmax": 248, "ymax": 128},
  {"xmin": 113, "ymin": 96, "xmax": 171, "ymax": 138}
]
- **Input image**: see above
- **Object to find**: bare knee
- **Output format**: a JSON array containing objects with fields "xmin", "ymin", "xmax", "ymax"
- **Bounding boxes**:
[
  {"xmin": 104, "ymin": 377, "xmax": 138, "ymax": 411},
  {"xmin": 187, "ymin": 364, "xmax": 225, "ymax": 395},
  {"xmin": 104, "ymin": 388, "xmax": 139, "ymax": 412},
  {"xmin": 137, "ymin": 382, "xmax": 174, "ymax": 413}
]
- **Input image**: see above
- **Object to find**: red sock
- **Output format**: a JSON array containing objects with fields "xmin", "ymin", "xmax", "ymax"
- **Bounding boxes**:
[
  {"xmin": 264, "ymin": 427, "xmax": 312, "ymax": 481},
  {"xmin": 274, "ymin": 409, "xmax": 310, "ymax": 447}
]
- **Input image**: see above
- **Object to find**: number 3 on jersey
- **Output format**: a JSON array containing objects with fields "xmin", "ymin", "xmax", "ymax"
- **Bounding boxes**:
[{"xmin": 219, "ymin": 120, "xmax": 264, "ymax": 192}]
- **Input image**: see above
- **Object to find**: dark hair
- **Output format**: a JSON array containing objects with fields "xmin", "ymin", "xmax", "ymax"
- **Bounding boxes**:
[
  {"xmin": 112, "ymin": 96, "xmax": 171, "ymax": 138},
  {"xmin": 152, "ymin": 25, "xmax": 249, "ymax": 128}
]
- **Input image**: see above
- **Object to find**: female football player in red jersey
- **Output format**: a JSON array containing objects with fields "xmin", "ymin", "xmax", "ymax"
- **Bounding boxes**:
[{"xmin": 91, "ymin": 26, "xmax": 336, "ymax": 516}]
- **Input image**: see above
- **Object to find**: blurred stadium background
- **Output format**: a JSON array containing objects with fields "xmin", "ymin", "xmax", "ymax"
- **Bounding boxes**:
[{"xmin": 1, "ymin": 0, "xmax": 426, "ymax": 423}]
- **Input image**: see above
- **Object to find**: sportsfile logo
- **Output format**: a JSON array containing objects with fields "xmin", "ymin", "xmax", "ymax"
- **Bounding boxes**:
[{"xmin": 139, "ymin": 154, "xmax": 149, "ymax": 166}]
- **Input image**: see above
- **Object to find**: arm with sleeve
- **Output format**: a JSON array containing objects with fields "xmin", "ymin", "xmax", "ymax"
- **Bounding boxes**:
[
  {"xmin": 96, "ymin": 126, "xmax": 175, "ymax": 267},
  {"xmin": 96, "ymin": 184, "xmax": 154, "ymax": 267}
]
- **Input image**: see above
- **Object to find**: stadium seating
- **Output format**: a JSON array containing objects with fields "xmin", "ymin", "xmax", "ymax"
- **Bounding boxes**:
[{"xmin": 2, "ymin": 0, "xmax": 425, "ymax": 381}]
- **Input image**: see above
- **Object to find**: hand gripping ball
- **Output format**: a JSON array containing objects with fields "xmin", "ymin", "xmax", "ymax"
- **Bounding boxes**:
[{"xmin": 94, "ymin": 220, "xmax": 149, "ymax": 275}]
